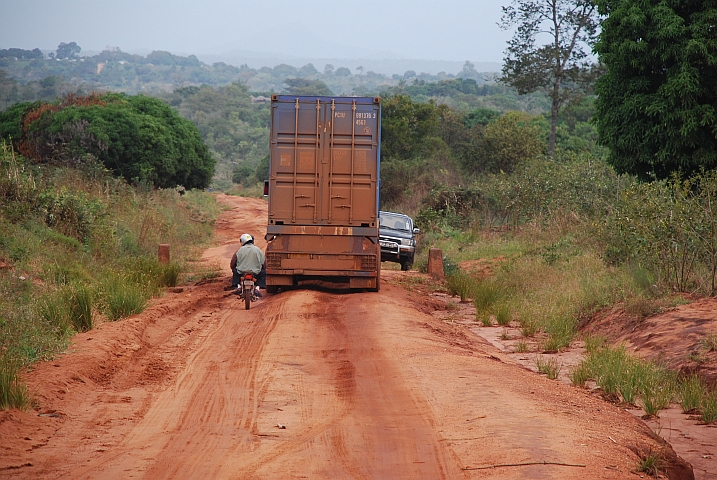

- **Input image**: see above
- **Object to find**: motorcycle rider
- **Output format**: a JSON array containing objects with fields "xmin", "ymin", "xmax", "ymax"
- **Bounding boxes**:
[{"xmin": 230, "ymin": 233, "xmax": 266, "ymax": 297}]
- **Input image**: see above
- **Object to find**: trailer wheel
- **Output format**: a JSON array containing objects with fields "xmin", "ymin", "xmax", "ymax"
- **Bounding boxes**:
[{"xmin": 266, "ymin": 285, "xmax": 279, "ymax": 294}]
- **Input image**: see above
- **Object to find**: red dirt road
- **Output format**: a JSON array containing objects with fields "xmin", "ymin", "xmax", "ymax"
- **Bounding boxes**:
[{"xmin": 0, "ymin": 195, "xmax": 692, "ymax": 479}]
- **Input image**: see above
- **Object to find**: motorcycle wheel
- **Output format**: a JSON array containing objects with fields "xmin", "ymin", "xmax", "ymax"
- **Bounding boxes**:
[{"xmin": 244, "ymin": 286, "xmax": 251, "ymax": 310}]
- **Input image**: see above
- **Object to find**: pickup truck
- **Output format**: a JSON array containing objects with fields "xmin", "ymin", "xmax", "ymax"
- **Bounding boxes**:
[{"xmin": 379, "ymin": 211, "xmax": 419, "ymax": 271}]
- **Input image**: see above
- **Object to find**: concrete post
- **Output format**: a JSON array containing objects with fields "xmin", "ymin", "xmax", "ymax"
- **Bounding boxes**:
[
  {"xmin": 428, "ymin": 248, "xmax": 444, "ymax": 278},
  {"xmin": 158, "ymin": 244, "xmax": 170, "ymax": 264}
]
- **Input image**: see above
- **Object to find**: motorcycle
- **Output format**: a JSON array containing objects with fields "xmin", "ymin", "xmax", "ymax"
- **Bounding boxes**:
[{"xmin": 239, "ymin": 272, "xmax": 259, "ymax": 310}]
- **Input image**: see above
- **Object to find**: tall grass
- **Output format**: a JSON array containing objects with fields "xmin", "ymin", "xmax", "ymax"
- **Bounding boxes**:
[
  {"xmin": 101, "ymin": 275, "xmax": 148, "ymax": 321},
  {"xmin": 572, "ymin": 344, "xmax": 677, "ymax": 415},
  {"xmin": 1, "ymin": 142, "xmax": 222, "ymax": 406},
  {"xmin": 445, "ymin": 270, "xmax": 474, "ymax": 303},
  {"xmin": 702, "ymin": 391, "xmax": 717, "ymax": 424},
  {"xmin": 69, "ymin": 285, "xmax": 93, "ymax": 332},
  {"xmin": 677, "ymin": 376, "xmax": 705, "ymax": 413},
  {"xmin": 0, "ymin": 354, "xmax": 30, "ymax": 410},
  {"xmin": 38, "ymin": 284, "xmax": 94, "ymax": 333}
]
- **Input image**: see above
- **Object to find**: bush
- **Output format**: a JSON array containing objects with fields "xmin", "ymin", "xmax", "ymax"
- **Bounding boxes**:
[
  {"xmin": 8, "ymin": 94, "xmax": 215, "ymax": 189},
  {"xmin": 600, "ymin": 171, "xmax": 717, "ymax": 295}
]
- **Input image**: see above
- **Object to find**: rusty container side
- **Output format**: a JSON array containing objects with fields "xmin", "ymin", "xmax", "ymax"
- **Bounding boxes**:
[{"xmin": 266, "ymin": 96, "xmax": 381, "ymax": 290}]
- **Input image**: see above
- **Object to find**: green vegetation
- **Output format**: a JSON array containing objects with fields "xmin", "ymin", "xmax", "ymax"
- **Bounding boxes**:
[
  {"xmin": 536, "ymin": 356, "xmax": 562, "ymax": 380},
  {"xmin": 569, "ymin": 342, "xmax": 715, "ymax": 422},
  {"xmin": 159, "ymin": 84, "xmax": 270, "ymax": 191},
  {"xmin": 0, "ymin": 93, "xmax": 214, "ymax": 189},
  {"xmin": 594, "ymin": 1, "xmax": 717, "ymax": 179},
  {"xmin": 500, "ymin": 0, "xmax": 600, "ymax": 154},
  {"xmin": 636, "ymin": 450, "xmax": 665, "ymax": 478},
  {"xmin": 574, "ymin": 344, "xmax": 675, "ymax": 413},
  {"xmin": 0, "ymin": 141, "xmax": 219, "ymax": 409}
]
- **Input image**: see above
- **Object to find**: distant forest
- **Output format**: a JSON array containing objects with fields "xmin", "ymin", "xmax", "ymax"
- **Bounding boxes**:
[
  {"xmin": 0, "ymin": 44, "xmax": 574, "ymax": 192},
  {"xmin": 0, "ymin": 45, "xmax": 549, "ymax": 112}
]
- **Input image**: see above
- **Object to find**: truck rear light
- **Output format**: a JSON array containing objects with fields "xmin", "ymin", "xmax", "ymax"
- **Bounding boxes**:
[{"xmin": 263, "ymin": 181, "xmax": 269, "ymax": 196}]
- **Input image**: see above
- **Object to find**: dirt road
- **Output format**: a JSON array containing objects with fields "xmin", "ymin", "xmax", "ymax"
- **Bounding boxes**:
[{"xmin": 0, "ymin": 195, "xmax": 692, "ymax": 479}]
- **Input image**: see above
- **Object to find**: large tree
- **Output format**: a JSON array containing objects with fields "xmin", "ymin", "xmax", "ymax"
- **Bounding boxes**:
[
  {"xmin": 500, "ymin": 0, "xmax": 600, "ymax": 155},
  {"xmin": 2, "ymin": 94, "xmax": 215, "ymax": 189},
  {"xmin": 594, "ymin": 1, "xmax": 717, "ymax": 180},
  {"xmin": 56, "ymin": 42, "xmax": 81, "ymax": 60}
]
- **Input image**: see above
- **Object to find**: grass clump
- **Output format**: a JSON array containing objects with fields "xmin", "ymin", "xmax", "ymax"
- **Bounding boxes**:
[
  {"xmin": 635, "ymin": 450, "xmax": 664, "ymax": 477},
  {"xmin": 101, "ymin": 275, "xmax": 148, "ymax": 321},
  {"xmin": 37, "ymin": 284, "xmax": 94, "ymax": 333},
  {"xmin": 494, "ymin": 302, "xmax": 511, "ymax": 325},
  {"xmin": 702, "ymin": 391, "xmax": 717, "ymax": 424},
  {"xmin": 573, "ymin": 343, "xmax": 677, "ymax": 415},
  {"xmin": 677, "ymin": 376, "xmax": 705, "ymax": 413},
  {"xmin": 68, "ymin": 285, "xmax": 93, "ymax": 332},
  {"xmin": 445, "ymin": 270, "xmax": 474, "ymax": 303},
  {"xmin": 515, "ymin": 339, "xmax": 529, "ymax": 353},
  {"xmin": 536, "ymin": 356, "xmax": 561, "ymax": 380},
  {"xmin": 569, "ymin": 362, "xmax": 592, "ymax": 387},
  {"xmin": 520, "ymin": 319, "xmax": 538, "ymax": 337},
  {"xmin": 700, "ymin": 332, "xmax": 717, "ymax": 352},
  {"xmin": 0, "ymin": 354, "xmax": 31, "ymax": 410}
]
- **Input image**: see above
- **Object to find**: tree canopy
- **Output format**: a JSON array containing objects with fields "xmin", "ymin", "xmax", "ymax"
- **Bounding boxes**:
[
  {"xmin": 283, "ymin": 78, "xmax": 333, "ymax": 96},
  {"xmin": 500, "ymin": 0, "xmax": 600, "ymax": 155},
  {"xmin": 594, "ymin": 0, "xmax": 717, "ymax": 180},
  {"xmin": 0, "ymin": 93, "xmax": 215, "ymax": 189}
]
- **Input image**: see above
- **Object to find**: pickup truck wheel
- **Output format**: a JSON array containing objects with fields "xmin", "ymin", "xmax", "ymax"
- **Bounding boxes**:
[{"xmin": 400, "ymin": 259, "xmax": 412, "ymax": 271}]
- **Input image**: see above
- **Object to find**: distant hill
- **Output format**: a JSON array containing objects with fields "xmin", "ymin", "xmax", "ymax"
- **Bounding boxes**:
[
  {"xmin": 0, "ymin": 45, "xmax": 500, "ymax": 106},
  {"xmin": 196, "ymin": 51, "xmax": 500, "ymax": 77}
]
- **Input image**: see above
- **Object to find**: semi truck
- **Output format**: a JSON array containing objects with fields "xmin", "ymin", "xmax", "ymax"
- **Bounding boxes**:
[{"xmin": 264, "ymin": 95, "xmax": 381, "ymax": 292}]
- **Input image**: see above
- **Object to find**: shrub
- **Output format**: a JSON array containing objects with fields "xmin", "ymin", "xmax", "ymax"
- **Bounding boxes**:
[{"xmin": 12, "ymin": 94, "xmax": 215, "ymax": 189}]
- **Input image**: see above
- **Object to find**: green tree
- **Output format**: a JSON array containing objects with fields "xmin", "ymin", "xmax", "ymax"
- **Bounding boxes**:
[
  {"xmin": 56, "ymin": 42, "xmax": 81, "ymax": 59},
  {"xmin": 500, "ymin": 0, "xmax": 600, "ymax": 155},
  {"xmin": 380, "ymin": 95, "xmax": 443, "ymax": 160},
  {"xmin": 480, "ymin": 111, "xmax": 546, "ymax": 173},
  {"xmin": 283, "ymin": 78, "xmax": 333, "ymax": 96},
  {"xmin": 593, "ymin": 0, "xmax": 717, "ymax": 180},
  {"xmin": 9, "ymin": 94, "xmax": 214, "ymax": 189}
]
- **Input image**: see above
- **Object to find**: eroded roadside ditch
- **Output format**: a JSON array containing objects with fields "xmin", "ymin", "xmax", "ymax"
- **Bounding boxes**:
[{"xmin": 388, "ymin": 270, "xmax": 716, "ymax": 480}]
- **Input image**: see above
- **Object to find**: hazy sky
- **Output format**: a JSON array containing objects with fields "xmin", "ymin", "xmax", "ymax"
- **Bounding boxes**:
[{"xmin": 1, "ymin": 0, "xmax": 511, "ymax": 63}]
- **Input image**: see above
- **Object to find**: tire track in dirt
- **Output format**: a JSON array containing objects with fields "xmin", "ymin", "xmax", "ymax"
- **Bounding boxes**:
[
  {"xmin": 227, "ymin": 290, "xmax": 457, "ymax": 480},
  {"xmin": 61, "ymin": 294, "xmax": 285, "ymax": 479}
]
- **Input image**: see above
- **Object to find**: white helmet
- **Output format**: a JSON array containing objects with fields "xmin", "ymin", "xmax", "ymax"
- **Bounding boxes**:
[{"xmin": 240, "ymin": 233, "xmax": 253, "ymax": 245}]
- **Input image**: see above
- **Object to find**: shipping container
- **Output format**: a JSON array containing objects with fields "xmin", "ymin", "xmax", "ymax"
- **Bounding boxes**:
[{"xmin": 264, "ymin": 95, "xmax": 381, "ymax": 291}]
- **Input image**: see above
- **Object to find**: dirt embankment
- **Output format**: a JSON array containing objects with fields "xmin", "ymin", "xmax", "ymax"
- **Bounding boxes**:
[{"xmin": 0, "ymin": 195, "xmax": 693, "ymax": 479}]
